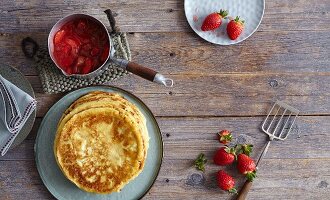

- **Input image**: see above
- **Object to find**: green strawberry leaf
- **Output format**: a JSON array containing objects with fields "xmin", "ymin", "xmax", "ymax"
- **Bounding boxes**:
[
  {"xmin": 194, "ymin": 153, "xmax": 207, "ymax": 172},
  {"xmin": 235, "ymin": 144, "xmax": 253, "ymax": 156},
  {"xmin": 246, "ymin": 171, "xmax": 257, "ymax": 182},
  {"xmin": 228, "ymin": 188, "xmax": 238, "ymax": 194},
  {"xmin": 219, "ymin": 133, "xmax": 233, "ymax": 144}
]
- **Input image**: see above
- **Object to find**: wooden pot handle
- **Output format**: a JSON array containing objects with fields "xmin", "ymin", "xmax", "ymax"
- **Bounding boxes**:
[
  {"xmin": 126, "ymin": 61, "xmax": 157, "ymax": 82},
  {"xmin": 236, "ymin": 180, "xmax": 253, "ymax": 200}
]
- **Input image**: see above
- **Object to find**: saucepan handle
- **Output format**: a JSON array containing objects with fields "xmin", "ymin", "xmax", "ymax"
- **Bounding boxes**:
[
  {"xmin": 104, "ymin": 9, "xmax": 118, "ymax": 34},
  {"xmin": 112, "ymin": 58, "xmax": 173, "ymax": 87}
]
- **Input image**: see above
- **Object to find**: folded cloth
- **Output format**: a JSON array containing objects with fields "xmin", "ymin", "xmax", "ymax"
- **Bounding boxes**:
[{"xmin": 0, "ymin": 75, "xmax": 37, "ymax": 156}]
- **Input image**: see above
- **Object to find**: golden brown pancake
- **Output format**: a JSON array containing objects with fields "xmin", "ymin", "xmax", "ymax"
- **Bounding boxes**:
[
  {"xmin": 55, "ymin": 92, "xmax": 149, "ymax": 163},
  {"xmin": 54, "ymin": 91, "xmax": 149, "ymax": 194}
]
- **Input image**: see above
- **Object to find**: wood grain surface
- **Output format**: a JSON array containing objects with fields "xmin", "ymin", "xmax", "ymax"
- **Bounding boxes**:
[{"xmin": 1, "ymin": 0, "xmax": 330, "ymax": 199}]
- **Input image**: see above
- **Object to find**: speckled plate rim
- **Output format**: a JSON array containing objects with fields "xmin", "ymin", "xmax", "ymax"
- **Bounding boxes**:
[
  {"xmin": 34, "ymin": 85, "xmax": 163, "ymax": 200},
  {"xmin": 0, "ymin": 64, "xmax": 36, "ymax": 148},
  {"xmin": 184, "ymin": 0, "xmax": 265, "ymax": 45}
]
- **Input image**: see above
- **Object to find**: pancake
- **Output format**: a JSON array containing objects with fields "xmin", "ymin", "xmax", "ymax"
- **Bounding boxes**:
[
  {"xmin": 54, "ymin": 91, "xmax": 149, "ymax": 194},
  {"xmin": 55, "ymin": 92, "xmax": 149, "ymax": 162}
]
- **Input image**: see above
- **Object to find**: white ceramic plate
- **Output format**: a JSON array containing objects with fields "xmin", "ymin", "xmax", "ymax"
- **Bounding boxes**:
[{"xmin": 184, "ymin": 0, "xmax": 265, "ymax": 45}]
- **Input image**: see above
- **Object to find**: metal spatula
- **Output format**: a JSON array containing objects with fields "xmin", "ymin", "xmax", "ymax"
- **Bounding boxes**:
[{"xmin": 237, "ymin": 101, "xmax": 299, "ymax": 200}]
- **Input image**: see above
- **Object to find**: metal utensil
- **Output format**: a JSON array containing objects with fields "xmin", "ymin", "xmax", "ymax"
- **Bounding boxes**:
[{"xmin": 237, "ymin": 100, "xmax": 299, "ymax": 200}]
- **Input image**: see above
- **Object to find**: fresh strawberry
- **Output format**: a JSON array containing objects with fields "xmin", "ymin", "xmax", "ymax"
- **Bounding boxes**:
[
  {"xmin": 201, "ymin": 9, "xmax": 228, "ymax": 31},
  {"xmin": 216, "ymin": 170, "xmax": 237, "ymax": 194},
  {"xmin": 227, "ymin": 16, "xmax": 245, "ymax": 40},
  {"xmin": 213, "ymin": 147, "xmax": 236, "ymax": 166},
  {"xmin": 218, "ymin": 130, "xmax": 232, "ymax": 145},
  {"xmin": 237, "ymin": 154, "xmax": 257, "ymax": 181}
]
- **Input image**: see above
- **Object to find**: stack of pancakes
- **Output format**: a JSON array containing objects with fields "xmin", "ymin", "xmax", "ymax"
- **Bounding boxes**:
[{"xmin": 54, "ymin": 91, "xmax": 149, "ymax": 194}]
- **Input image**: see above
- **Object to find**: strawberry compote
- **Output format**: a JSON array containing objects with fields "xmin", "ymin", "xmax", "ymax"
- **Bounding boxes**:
[{"xmin": 53, "ymin": 17, "xmax": 110, "ymax": 75}]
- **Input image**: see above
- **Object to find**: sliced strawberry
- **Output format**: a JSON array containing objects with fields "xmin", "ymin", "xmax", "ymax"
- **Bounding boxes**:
[
  {"xmin": 54, "ymin": 29, "xmax": 66, "ymax": 45},
  {"xmin": 76, "ymin": 56, "xmax": 86, "ymax": 67},
  {"xmin": 77, "ymin": 19, "xmax": 87, "ymax": 30},
  {"xmin": 62, "ymin": 44, "xmax": 72, "ymax": 55},
  {"xmin": 65, "ymin": 38, "xmax": 80, "ymax": 59},
  {"xmin": 59, "ymin": 56, "xmax": 74, "ymax": 69},
  {"xmin": 82, "ymin": 58, "xmax": 93, "ymax": 74},
  {"xmin": 90, "ymin": 47, "xmax": 100, "ymax": 56}
]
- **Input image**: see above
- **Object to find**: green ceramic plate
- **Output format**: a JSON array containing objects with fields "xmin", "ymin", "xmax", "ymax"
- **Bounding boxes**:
[
  {"xmin": 35, "ymin": 86, "xmax": 163, "ymax": 200},
  {"xmin": 0, "ymin": 64, "xmax": 36, "ymax": 148}
]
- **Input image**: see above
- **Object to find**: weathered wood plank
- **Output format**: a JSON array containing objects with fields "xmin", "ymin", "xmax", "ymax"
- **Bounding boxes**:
[
  {"xmin": 26, "ymin": 73, "xmax": 330, "ymax": 117},
  {"xmin": 2, "ymin": 116, "xmax": 330, "ymax": 161},
  {"xmin": 149, "ymin": 158, "xmax": 330, "ymax": 200},
  {"xmin": 1, "ymin": 30, "xmax": 330, "ymax": 76},
  {"xmin": 1, "ymin": 159, "xmax": 329, "ymax": 200},
  {"xmin": 0, "ymin": 0, "xmax": 330, "ymax": 33}
]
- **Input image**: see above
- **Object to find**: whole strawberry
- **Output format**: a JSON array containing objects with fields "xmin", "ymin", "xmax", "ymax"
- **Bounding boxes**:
[
  {"xmin": 218, "ymin": 130, "xmax": 232, "ymax": 145},
  {"xmin": 227, "ymin": 16, "xmax": 245, "ymax": 40},
  {"xmin": 237, "ymin": 154, "xmax": 257, "ymax": 181},
  {"xmin": 216, "ymin": 170, "xmax": 237, "ymax": 194},
  {"xmin": 201, "ymin": 9, "xmax": 228, "ymax": 31},
  {"xmin": 213, "ymin": 147, "xmax": 236, "ymax": 166}
]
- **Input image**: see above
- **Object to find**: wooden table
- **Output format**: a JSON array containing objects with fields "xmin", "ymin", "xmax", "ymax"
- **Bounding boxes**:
[{"xmin": 1, "ymin": 1, "xmax": 330, "ymax": 199}]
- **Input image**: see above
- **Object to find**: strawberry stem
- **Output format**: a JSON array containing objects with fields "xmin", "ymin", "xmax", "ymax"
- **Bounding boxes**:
[
  {"xmin": 228, "ymin": 188, "xmax": 238, "ymax": 194},
  {"xmin": 194, "ymin": 153, "xmax": 207, "ymax": 172},
  {"xmin": 245, "ymin": 171, "xmax": 257, "ymax": 182},
  {"xmin": 218, "ymin": 9, "xmax": 229, "ymax": 18},
  {"xmin": 234, "ymin": 16, "xmax": 245, "ymax": 24}
]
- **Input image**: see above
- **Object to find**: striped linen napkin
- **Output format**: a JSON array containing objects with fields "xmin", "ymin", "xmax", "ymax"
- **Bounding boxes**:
[{"xmin": 0, "ymin": 75, "xmax": 37, "ymax": 156}]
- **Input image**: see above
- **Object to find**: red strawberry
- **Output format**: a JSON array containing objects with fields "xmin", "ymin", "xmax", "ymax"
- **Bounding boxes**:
[
  {"xmin": 237, "ymin": 154, "xmax": 257, "ymax": 181},
  {"xmin": 227, "ymin": 16, "xmax": 245, "ymax": 40},
  {"xmin": 216, "ymin": 170, "xmax": 237, "ymax": 194},
  {"xmin": 218, "ymin": 130, "xmax": 232, "ymax": 145},
  {"xmin": 213, "ymin": 147, "xmax": 236, "ymax": 166},
  {"xmin": 201, "ymin": 9, "xmax": 228, "ymax": 31}
]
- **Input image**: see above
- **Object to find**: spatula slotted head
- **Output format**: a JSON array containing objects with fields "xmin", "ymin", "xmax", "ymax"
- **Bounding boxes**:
[{"xmin": 261, "ymin": 101, "xmax": 299, "ymax": 141}]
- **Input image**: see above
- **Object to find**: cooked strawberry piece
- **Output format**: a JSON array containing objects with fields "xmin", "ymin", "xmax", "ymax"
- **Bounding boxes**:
[
  {"xmin": 59, "ymin": 56, "xmax": 74, "ymax": 69},
  {"xmin": 77, "ymin": 20, "xmax": 87, "ymax": 30},
  {"xmin": 82, "ymin": 58, "xmax": 93, "ymax": 74},
  {"xmin": 90, "ymin": 47, "xmax": 100, "ymax": 56},
  {"xmin": 76, "ymin": 56, "xmax": 86, "ymax": 67},
  {"xmin": 54, "ymin": 29, "xmax": 65, "ymax": 45}
]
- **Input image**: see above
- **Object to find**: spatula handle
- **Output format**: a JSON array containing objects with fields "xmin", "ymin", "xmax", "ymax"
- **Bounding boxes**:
[{"xmin": 236, "ymin": 180, "xmax": 253, "ymax": 200}]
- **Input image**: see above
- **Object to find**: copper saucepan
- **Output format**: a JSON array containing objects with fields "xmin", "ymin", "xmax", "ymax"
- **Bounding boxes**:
[{"xmin": 48, "ymin": 9, "xmax": 173, "ymax": 87}]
